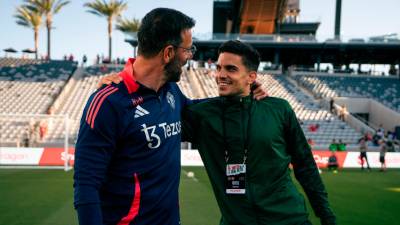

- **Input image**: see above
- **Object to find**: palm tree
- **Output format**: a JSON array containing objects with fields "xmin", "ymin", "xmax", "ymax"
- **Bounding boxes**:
[
  {"xmin": 25, "ymin": 0, "xmax": 70, "ymax": 59},
  {"xmin": 15, "ymin": 5, "xmax": 42, "ymax": 59},
  {"xmin": 116, "ymin": 17, "xmax": 140, "ymax": 33},
  {"xmin": 116, "ymin": 17, "xmax": 140, "ymax": 57},
  {"xmin": 84, "ymin": 0, "xmax": 128, "ymax": 61}
]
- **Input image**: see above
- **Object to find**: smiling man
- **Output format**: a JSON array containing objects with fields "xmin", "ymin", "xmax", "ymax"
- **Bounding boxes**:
[{"xmin": 182, "ymin": 40, "xmax": 337, "ymax": 225}]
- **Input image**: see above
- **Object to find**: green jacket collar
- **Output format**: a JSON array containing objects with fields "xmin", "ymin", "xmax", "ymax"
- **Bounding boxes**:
[{"xmin": 220, "ymin": 94, "xmax": 253, "ymax": 108}]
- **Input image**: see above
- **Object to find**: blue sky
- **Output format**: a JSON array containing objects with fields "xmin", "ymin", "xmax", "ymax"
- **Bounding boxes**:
[{"xmin": 0, "ymin": 0, "xmax": 399, "ymax": 64}]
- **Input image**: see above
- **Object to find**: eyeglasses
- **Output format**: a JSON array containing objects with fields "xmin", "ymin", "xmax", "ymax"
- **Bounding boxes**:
[{"xmin": 173, "ymin": 45, "xmax": 197, "ymax": 55}]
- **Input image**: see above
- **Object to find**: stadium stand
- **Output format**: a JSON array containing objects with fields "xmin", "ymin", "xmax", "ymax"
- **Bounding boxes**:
[
  {"xmin": 0, "ymin": 57, "xmax": 43, "ymax": 68},
  {"xmin": 192, "ymin": 69, "xmax": 219, "ymax": 97},
  {"xmin": 258, "ymin": 74, "xmax": 362, "ymax": 147},
  {"xmin": 0, "ymin": 59, "xmax": 77, "ymax": 145},
  {"xmin": 178, "ymin": 68, "xmax": 200, "ymax": 99},
  {"xmin": 1, "ymin": 62, "xmax": 378, "ymax": 148},
  {"xmin": 294, "ymin": 74, "xmax": 400, "ymax": 112},
  {"xmin": 30, "ymin": 65, "xmax": 200, "ymax": 144},
  {"xmin": 48, "ymin": 65, "xmax": 123, "ymax": 143},
  {"xmin": 193, "ymin": 69, "xmax": 362, "ymax": 147},
  {"xmin": 0, "ymin": 60, "xmax": 77, "ymax": 113}
]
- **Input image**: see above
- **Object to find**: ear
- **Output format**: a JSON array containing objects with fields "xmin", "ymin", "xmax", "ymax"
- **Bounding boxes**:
[
  {"xmin": 248, "ymin": 71, "xmax": 257, "ymax": 84},
  {"xmin": 162, "ymin": 45, "xmax": 175, "ymax": 63}
]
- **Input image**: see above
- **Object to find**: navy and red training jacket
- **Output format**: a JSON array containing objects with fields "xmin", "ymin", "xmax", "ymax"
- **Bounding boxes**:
[{"xmin": 74, "ymin": 59, "xmax": 192, "ymax": 225}]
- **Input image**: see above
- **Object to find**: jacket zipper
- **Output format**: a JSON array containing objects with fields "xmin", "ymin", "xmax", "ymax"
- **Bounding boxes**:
[{"xmin": 241, "ymin": 99, "xmax": 261, "ymax": 224}]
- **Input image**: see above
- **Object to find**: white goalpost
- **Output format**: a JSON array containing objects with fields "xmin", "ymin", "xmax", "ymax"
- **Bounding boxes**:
[{"xmin": 0, "ymin": 113, "xmax": 72, "ymax": 171}]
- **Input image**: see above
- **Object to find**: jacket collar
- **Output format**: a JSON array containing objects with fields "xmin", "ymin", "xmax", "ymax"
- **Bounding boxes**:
[
  {"xmin": 119, "ymin": 58, "xmax": 139, "ymax": 94},
  {"xmin": 220, "ymin": 94, "xmax": 253, "ymax": 107}
]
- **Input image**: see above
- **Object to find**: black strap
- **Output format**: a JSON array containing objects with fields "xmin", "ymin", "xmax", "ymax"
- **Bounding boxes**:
[{"xmin": 221, "ymin": 97, "xmax": 254, "ymax": 164}]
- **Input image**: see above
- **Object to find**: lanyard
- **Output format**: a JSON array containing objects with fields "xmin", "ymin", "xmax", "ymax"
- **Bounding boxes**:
[{"xmin": 221, "ymin": 97, "xmax": 254, "ymax": 164}]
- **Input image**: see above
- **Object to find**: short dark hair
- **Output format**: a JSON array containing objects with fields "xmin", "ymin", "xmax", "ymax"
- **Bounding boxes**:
[
  {"xmin": 218, "ymin": 40, "xmax": 260, "ymax": 71},
  {"xmin": 137, "ymin": 8, "xmax": 196, "ymax": 57}
]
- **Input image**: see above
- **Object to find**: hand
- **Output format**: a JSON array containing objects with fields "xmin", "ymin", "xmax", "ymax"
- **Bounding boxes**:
[
  {"xmin": 252, "ymin": 81, "xmax": 269, "ymax": 100},
  {"xmin": 96, "ymin": 73, "xmax": 122, "ymax": 89}
]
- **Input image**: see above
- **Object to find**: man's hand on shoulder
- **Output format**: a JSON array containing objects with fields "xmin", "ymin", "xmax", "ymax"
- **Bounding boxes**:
[
  {"xmin": 97, "ymin": 73, "xmax": 123, "ymax": 89},
  {"xmin": 252, "ymin": 81, "xmax": 269, "ymax": 100}
]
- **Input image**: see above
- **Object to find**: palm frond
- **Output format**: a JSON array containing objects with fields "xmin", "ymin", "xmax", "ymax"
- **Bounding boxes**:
[
  {"xmin": 84, "ymin": 0, "xmax": 128, "ymax": 19},
  {"xmin": 86, "ymin": 9, "xmax": 104, "ymax": 17},
  {"xmin": 15, "ymin": 5, "xmax": 42, "ymax": 29},
  {"xmin": 54, "ymin": 0, "xmax": 70, "ymax": 14},
  {"xmin": 84, "ymin": 0, "xmax": 128, "ymax": 60},
  {"xmin": 16, "ymin": 20, "xmax": 30, "ymax": 27},
  {"xmin": 116, "ymin": 17, "xmax": 141, "ymax": 33},
  {"xmin": 25, "ymin": 0, "xmax": 70, "ymax": 15}
]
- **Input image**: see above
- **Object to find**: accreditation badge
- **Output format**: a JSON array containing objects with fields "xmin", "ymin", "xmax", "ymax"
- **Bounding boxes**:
[{"xmin": 226, "ymin": 164, "xmax": 246, "ymax": 194}]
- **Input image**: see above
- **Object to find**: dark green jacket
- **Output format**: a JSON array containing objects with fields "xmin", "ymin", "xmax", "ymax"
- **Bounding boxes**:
[
  {"xmin": 183, "ymin": 96, "xmax": 336, "ymax": 225},
  {"xmin": 329, "ymin": 144, "xmax": 338, "ymax": 152},
  {"xmin": 338, "ymin": 143, "xmax": 346, "ymax": 151}
]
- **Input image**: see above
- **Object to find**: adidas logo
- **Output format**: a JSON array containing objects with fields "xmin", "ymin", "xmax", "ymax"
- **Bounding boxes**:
[{"xmin": 134, "ymin": 105, "xmax": 149, "ymax": 118}]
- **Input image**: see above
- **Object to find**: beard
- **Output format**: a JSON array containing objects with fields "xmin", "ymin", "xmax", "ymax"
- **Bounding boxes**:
[{"xmin": 164, "ymin": 56, "xmax": 184, "ymax": 82}]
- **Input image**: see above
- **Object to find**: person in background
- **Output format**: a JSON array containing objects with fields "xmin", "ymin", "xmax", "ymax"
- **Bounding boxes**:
[
  {"xmin": 327, "ymin": 151, "xmax": 339, "ymax": 173},
  {"xmin": 359, "ymin": 136, "xmax": 371, "ymax": 171},
  {"xmin": 22, "ymin": 128, "xmax": 30, "ymax": 147},
  {"xmin": 386, "ymin": 138, "xmax": 395, "ymax": 152},
  {"xmin": 338, "ymin": 104, "xmax": 346, "ymax": 121},
  {"xmin": 308, "ymin": 123, "xmax": 319, "ymax": 132},
  {"xmin": 338, "ymin": 139, "xmax": 346, "ymax": 151},
  {"xmin": 307, "ymin": 138, "xmax": 315, "ymax": 147},
  {"xmin": 329, "ymin": 139, "xmax": 338, "ymax": 152},
  {"xmin": 376, "ymin": 124, "xmax": 385, "ymax": 139},
  {"xmin": 82, "ymin": 54, "xmax": 87, "ymax": 67},
  {"xmin": 329, "ymin": 98, "xmax": 335, "ymax": 113},
  {"xmin": 379, "ymin": 139, "xmax": 387, "ymax": 172},
  {"xmin": 95, "ymin": 54, "xmax": 100, "ymax": 64}
]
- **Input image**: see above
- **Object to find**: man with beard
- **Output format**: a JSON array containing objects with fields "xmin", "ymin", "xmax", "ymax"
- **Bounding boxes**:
[
  {"xmin": 74, "ymin": 8, "xmax": 197, "ymax": 225},
  {"xmin": 182, "ymin": 40, "xmax": 336, "ymax": 225}
]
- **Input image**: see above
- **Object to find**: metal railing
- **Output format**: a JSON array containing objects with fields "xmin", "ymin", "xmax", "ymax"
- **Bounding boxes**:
[{"xmin": 125, "ymin": 32, "xmax": 400, "ymax": 44}]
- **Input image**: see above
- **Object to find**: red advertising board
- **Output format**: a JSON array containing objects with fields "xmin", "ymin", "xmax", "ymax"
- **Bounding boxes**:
[
  {"xmin": 39, "ymin": 148, "xmax": 75, "ymax": 166},
  {"xmin": 312, "ymin": 151, "xmax": 348, "ymax": 168},
  {"xmin": 1, "ymin": 148, "xmax": 399, "ymax": 168}
]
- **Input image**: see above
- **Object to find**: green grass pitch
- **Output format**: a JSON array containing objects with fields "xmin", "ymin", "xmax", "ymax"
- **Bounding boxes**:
[{"xmin": 0, "ymin": 167, "xmax": 399, "ymax": 225}]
